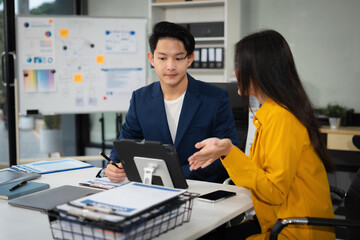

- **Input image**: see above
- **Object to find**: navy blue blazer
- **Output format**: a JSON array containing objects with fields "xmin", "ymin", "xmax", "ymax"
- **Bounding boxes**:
[{"xmin": 110, "ymin": 74, "xmax": 239, "ymax": 183}]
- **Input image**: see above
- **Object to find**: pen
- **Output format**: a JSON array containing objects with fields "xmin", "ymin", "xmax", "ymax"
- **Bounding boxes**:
[
  {"xmin": 9, "ymin": 180, "xmax": 28, "ymax": 192},
  {"xmin": 99, "ymin": 152, "xmax": 122, "ymax": 169}
]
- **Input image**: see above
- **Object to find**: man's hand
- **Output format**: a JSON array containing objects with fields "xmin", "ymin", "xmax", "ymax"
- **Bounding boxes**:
[{"xmin": 105, "ymin": 163, "xmax": 126, "ymax": 182}]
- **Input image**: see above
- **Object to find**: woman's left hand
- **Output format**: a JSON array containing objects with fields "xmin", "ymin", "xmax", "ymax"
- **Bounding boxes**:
[{"xmin": 188, "ymin": 138, "xmax": 234, "ymax": 171}]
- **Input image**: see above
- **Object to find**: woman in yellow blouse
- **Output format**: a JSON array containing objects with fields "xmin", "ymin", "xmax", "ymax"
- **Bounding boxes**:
[{"xmin": 188, "ymin": 30, "xmax": 335, "ymax": 240}]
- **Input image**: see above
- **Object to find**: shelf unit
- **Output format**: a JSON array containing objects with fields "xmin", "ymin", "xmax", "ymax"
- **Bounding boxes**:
[{"xmin": 148, "ymin": 0, "xmax": 240, "ymax": 83}]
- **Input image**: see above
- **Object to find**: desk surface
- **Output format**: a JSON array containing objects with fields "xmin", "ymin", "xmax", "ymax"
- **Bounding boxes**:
[
  {"xmin": 320, "ymin": 126, "xmax": 360, "ymax": 152},
  {"xmin": 320, "ymin": 126, "xmax": 360, "ymax": 135},
  {"xmin": 0, "ymin": 167, "xmax": 252, "ymax": 240}
]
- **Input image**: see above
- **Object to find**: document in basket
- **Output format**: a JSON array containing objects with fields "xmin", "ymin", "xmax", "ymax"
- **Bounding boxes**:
[{"xmin": 61, "ymin": 182, "xmax": 186, "ymax": 217}]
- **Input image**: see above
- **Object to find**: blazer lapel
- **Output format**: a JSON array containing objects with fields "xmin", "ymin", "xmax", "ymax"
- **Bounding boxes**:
[
  {"xmin": 174, "ymin": 75, "xmax": 201, "ymax": 147},
  {"xmin": 151, "ymin": 83, "xmax": 173, "ymax": 143}
]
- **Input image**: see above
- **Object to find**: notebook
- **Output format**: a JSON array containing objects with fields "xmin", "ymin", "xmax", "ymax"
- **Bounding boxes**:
[
  {"xmin": 0, "ymin": 181, "xmax": 49, "ymax": 200},
  {"xmin": 8, "ymin": 185, "xmax": 101, "ymax": 211},
  {"xmin": 0, "ymin": 169, "xmax": 41, "ymax": 186}
]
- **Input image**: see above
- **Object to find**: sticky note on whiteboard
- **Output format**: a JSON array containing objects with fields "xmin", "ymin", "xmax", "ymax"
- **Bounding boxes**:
[
  {"xmin": 74, "ymin": 74, "xmax": 83, "ymax": 83},
  {"xmin": 96, "ymin": 55, "xmax": 105, "ymax": 64},
  {"xmin": 60, "ymin": 29, "xmax": 68, "ymax": 38}
]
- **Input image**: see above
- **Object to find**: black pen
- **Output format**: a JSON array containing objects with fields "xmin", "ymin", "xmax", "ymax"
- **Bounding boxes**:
[
  {"xmin": 99, "ymin": 152, "xmax": 122, "ymax": 169},
  {"xmin": 9, "ymin": 180, "xmax": 28, "ymax": 192}
]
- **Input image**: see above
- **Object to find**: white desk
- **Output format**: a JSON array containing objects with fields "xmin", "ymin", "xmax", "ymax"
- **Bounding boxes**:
[
  {"xmin": 320, "ymin": 126, "xmax": 360, "ymax": 152},
  {"xmin": 0, "ymin": 167, "xmax": 252, "ymax": 240}
]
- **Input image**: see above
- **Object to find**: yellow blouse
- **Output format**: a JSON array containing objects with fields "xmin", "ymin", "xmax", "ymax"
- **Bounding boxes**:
[{"xmin": 221, "ymin": 98, "xmax": 335, "ymax": 240}]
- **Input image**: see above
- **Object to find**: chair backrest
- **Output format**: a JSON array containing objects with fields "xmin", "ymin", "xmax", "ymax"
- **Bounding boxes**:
[
  {"xmin": 353, "ymin": 135, "xmax": 360, "ymax": 150},
  {"xmin": 344, "ymin": 168, "xmax": 360, "ymax": 239},
  {"xmin": 210, "ymin": 82, "xmax": 249, "ymax": 151}
]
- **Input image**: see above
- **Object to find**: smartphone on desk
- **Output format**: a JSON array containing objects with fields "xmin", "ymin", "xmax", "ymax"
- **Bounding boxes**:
[{"xmin": 197, "ymin": 190, "xmax": 236, "ymax": 203}]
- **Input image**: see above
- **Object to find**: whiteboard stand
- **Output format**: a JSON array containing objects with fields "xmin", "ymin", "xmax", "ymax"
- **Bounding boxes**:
[
  {"xmin": 99, "ymin": 113, "xmax": 125, "ymax": 168},
  {"xmin": 99, "ymin": 113, "xmax": 106, "ymax": 168},
  {"xmin": 116, "ymin": 113, "xmax": 123, "ymax": 139}
]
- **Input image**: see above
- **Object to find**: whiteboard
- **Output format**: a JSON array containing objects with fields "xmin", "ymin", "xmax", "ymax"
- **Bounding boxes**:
[{"xmin": 16, "ymin": 16, "xmax": 147, "ymax": 115}]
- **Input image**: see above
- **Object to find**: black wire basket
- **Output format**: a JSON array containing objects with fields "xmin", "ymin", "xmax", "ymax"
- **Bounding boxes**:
[{"xmin": 47, "ymin": 192, "xmax": 198, "ymax": 240}]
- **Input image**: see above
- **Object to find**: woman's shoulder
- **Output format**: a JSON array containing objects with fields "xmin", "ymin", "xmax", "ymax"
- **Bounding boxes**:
[{"xmin": 263, "ymin": 99, "xmax": 304, "ymax": 129}]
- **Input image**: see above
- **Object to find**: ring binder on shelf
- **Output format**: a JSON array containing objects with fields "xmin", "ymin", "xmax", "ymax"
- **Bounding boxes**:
[
  {"xmin": 191, "ymin": 48, "xmax": 200, "ymax": 68},
  {"xmin": 200, "ymin": 48, "xmax": 208, "ymax": 68},
  {"xmin": 208, "ymin": 47, "xmax": 215, "ymax": 69},
  {"xmin": 215, "ymin": 47, "xmax": 224, "ymax": 69}
]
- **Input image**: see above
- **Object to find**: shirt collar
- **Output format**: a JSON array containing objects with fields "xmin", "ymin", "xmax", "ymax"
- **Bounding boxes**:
[{"xmin": 253, "ymin": 98, "xmax": 276, "ymax": 127}]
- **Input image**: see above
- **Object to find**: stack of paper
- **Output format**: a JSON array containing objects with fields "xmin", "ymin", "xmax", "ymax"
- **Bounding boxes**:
[{"xmin": 57, "ymin": 182, "xmax": 186, "ymax": 218}]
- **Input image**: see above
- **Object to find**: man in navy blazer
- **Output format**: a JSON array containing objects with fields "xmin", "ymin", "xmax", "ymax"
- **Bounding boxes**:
[{"xmin": 104, "ymin": 21, "xmax": 239, "ymax": 183}]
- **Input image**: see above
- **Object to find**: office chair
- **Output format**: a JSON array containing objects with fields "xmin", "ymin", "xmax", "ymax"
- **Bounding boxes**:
[
  {"xmin": 211, "ymin": 82, "xmax": 249, "ymax": 152},
  {"xmin": 353, "ymin": 135, "xmax": 360, "ymax": 150},
  {"xmin": 269, "ymin": 168, "xmax": 360, "ymax": 240}
]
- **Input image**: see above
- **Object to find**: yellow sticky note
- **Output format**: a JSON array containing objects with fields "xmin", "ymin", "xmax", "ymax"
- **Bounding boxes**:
[
  {"xmin": 96, "ymin": 55, "xmax": 105, "ymax": 64},
  {"xmin": 60, "ymin": 29, "xmax": 69, "ymax": 38},
  {"xmin": 74, "ymin": 74, "xmax": 83, "ymax": 83}
]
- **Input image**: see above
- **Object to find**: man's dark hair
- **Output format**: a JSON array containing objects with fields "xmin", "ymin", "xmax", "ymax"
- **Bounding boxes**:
[{"xmin": 149, "ymin": 21, "xmax": 195, "ymax": 56}]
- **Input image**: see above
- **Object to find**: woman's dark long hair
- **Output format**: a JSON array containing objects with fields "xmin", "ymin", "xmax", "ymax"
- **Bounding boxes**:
[{"xmin": 234, "ymin": 30, "xmax": 334, "ymax": 172}]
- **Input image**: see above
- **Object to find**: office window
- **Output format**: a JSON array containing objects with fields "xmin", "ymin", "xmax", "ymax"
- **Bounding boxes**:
[
  {"xmin": 0, "ymin": 0, "xmax": 77, "ymax": 167},
  {"xmin": 0, "ymin": 1, "xmax": 6, "ymax": 168},
  {"xmin": 89, "ymin": 113, "xmax": 118, "ymax": 146}
]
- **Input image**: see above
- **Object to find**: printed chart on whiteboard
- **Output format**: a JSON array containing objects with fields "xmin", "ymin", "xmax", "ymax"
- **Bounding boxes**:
[{"xmin": 16, "ymin": 16, "xmax": 147, "ymax": 115}]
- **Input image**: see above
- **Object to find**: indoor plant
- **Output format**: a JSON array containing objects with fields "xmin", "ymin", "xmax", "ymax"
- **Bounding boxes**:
[{"xmin": 323, "ymin": 103, "xmax": 347, "ymax": 129}]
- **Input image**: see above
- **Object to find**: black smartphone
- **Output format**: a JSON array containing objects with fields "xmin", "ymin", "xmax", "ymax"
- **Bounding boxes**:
[{"xmin": 197, "ymin": 190, "xmax": 236, "ymax": 203}]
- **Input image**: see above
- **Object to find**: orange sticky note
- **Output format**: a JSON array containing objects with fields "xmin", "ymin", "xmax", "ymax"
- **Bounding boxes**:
[
  {"xmin": 60, "ymin": 29, "xmax": 69, "ymax": 38},
  {"xmin": 96, "ymin": 55, "xmax": 105, "ymax": 64},
  {"xmin": 74, "ymin": 74, "xmax": 83, "ymax": 83}
]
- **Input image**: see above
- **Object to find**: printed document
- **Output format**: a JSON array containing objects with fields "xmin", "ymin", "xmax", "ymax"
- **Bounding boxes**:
[
  {"xmin": 64, "ymin": 182, "xmax": 186, "ymax": 217},
  {"xmin": 10, "ymin": 158, "xmax": 93, "ymax": 174}
]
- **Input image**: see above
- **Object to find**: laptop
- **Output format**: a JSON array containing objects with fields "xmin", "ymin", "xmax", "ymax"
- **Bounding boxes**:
[{"xmin": 8, "ymin": 185, "xmax": 101, "ymax": 212}]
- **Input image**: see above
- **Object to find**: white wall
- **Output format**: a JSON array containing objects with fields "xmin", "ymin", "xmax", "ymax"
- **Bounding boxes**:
[
  {"xmin": 87, "ymin": 0, "xmax": 360, "ymax": 112},
  {"xmin": 240, "ymin": 0, "xmax": 360, "ymax": 112},
  {"xmin": 87, "ymin": 0, "xmax": 148, "ymax": 18}
]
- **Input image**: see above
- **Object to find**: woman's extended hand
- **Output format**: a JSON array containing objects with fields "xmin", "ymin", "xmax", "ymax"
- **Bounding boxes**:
[{"xmin": 188, "ymin": 138, "xmax": 234, "ymax": 171}]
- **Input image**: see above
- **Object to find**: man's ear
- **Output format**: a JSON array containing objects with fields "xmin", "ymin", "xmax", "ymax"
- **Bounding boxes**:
[
  {"xmin": 147, "ymin": 52, "xmax": 154, "ymax": 66},
  {"xmin": 187, "ymin": 53, "xmax": 195, "ymax": 67}
]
